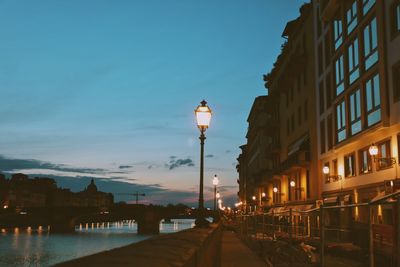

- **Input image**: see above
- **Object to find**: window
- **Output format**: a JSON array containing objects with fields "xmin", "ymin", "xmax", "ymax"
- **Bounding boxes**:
[
  {"xmin": 304, "ymin": 100, "xmax": 308, "ymax": 121},
  {"xmin": 324, "ymin": 162, "xmax": 330, "ymax": 183},
  {"xmin": 397, "ymin": 3, "xmax": 400, "ymax": 31},
  {"xmin": 336, "ymin": 100, "xmax": 346, "ymax": 142},
  {"xmin": 320, "ymin": 120, "xmax": 326, "ymax": 154},
  {"xmin": 359, "ymin": 147, "xmax": 372, "ymax": 174},
  {"xmin": 335, "ymin": 55, "xmax": 345, "ymax": 95},
  {"xmin": 334, "ymin": 18, "xmax": 343, "ymax": 50},
  {"xmin": 364, "ymin": 18, "xmax": 378, "ymax": 70},
  {"xmin": 346, "ymin": 1, "xmax": 358, "ymax": 34},
  {"xmin": 333, "ymin": 159, "xmax": 338, "ymax": 176},
  {"xmin": 344, "ymin": 153, "xmax": 356, "ymax": 177},
  {"xmin": 327, "ymin": 114, "xmax": 333, "ymax": 150},
  {"xmin": 349, "ymin": 89, "xmax": 362, "ymax": 135},
  {"xmin": 376, "ymin": 140, "xmax": 392, "ymax": 170},
  {"xmin": 319, "ymin": 81, "xmax": 325, "ymax": 114},
  {"xmin": 365, "ymin": 73, "xmax": 381, "ymax": 126},
  {"xmin": 348, "ymin": 38, "xmax": 360, "ymax": 84},
  {"xmin": 363, "ymin": 0, "xmax": 376, "ymax": 15},
  {"xmin": 394, "ymin": 61, "xmax": 400, "ymax": 101}
]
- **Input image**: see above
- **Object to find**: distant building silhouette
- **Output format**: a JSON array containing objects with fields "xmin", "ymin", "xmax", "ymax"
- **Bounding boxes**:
[{"xmin": 0, "ymin": 174, "xmax": 113, "ymax": 209}]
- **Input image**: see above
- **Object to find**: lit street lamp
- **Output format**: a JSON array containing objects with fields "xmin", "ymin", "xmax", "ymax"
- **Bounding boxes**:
[
  {"xmin": 194, "ymin": 100, "xmax": 212, "ymax": 227},
  {"xmin": 212, "ymin": 175, "xmax": 219, "ymax": 212}
]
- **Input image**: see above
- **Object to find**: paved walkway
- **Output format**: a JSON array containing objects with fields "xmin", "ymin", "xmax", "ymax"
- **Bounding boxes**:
[{"xmin": 221, "ymin": 230, "xmax": 266, "ymax": 267}]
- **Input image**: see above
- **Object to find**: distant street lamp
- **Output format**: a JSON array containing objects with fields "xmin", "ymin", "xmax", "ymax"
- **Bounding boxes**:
[
  {"xmin": 216, "ymin": 191, "xmax": 220, "ymax": 199},
  {"xmin": 194, "ymin": 100, "xmax": 212, "ymax": 227},
  {"xmin": 212, "ymin": 175, "xmax": 219, "ymax": 211}
]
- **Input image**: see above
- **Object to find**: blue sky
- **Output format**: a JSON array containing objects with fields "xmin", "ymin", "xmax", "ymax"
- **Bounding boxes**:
[{"xmin": 0, "ymin": 0, "xmax": 306, "ymax": 206}]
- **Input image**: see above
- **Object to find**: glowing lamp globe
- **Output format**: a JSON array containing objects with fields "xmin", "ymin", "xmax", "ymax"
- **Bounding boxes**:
[
  {"xmin": 195, "ymin": 100, "xmax": 212, "ymax": 130},
  {"xmin": 212, "ymin": 175, "xmax": 219, "ymax": 186},
  {"xmin": 322, "ymin": 166, "xmax": 330, "ymax": 174},
  {"xmin": 290, "ymin": 180, "xmax": 296, "ymax": 187},
  {"xmin": 273, "ymin": 187, "xmax": 278, "ymax": 193},
  {"xmin": 369, "ymin": 144, "xmax": 378, "ymax": 156}
]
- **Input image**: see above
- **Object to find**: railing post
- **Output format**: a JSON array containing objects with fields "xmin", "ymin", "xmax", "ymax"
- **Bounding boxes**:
[
  {"xmin": 369, "ymin": 204, "xmax": 374, "ymax": 267},
  {"xmin": 289, "ymin": 208, "xmax": 292, "ymax": 242},
  {"xmin": 397, "ymin": 197, "xmax": 400, "ymax": 267},
  {"xmin": 320, "ymin": 206, "xmax": 325, "ymax": 267}
]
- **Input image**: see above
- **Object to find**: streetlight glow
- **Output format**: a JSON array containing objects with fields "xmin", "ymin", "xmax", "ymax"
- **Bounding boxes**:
[
  {"xmin": 369, "ymin": 144, "xmax": 378, "ymax": 156},
  {"xmin": 273, "ymin": 187, "xmax": 278, "ymax": 193},
  {"xmin": 290, "ymin": 180, "xmax": 296, "ymax": 187},
  {"xmin": 212, "ymin": 175, "xmax": 219, "ymax": 186},
  {"xmin": 322, "ymin": 166, "xmax": 330, "ymax": 174},
  {"xmin": 195, "ymin": 100, "xmax": 212, "ymax": 130}
]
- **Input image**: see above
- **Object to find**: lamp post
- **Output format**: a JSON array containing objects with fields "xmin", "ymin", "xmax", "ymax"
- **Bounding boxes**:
[
  {"xmin": 212, "ymin": 175, "xmax": 219, "ymax": 211},
  {"xmin": 212, "ymin": 175, "xmax": 220, "ymax": 222},
  {"xmin": 194, "ymin": 100, "xmax": 212, "ymax": 227}
]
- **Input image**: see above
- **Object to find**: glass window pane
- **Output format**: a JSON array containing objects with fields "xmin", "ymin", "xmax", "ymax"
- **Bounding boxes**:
[
  {"xmin": 373, "ymin": 74, "xmax": 380, "ymax": 107},
  {"xmin": 351, "ymin": 120, "xmax": 362, "ymax": 135},
  {"xmin": 350, "ymin": 94, "xmax": 355, "ymax": 121},
  {"xmin": 397, "ymin": 5, "xmax": 400, "ymax": 30},
  {"xmin": 364, "ymin": 24, "xmax": 370, "ymax": 55},
  {"xmin": 363, "ymin": 0, "xmax": 376, "ymax": 15},
  {"xmin": 356, "ymin": 90, "xmax": 361, "ymax": 117},
  {"xmin": 365, "ymin": 51, "xmax": 378, "ymax": 70},
  {"xmin": 367, "ymin": 109, "xmax": 381, "ymax": 126},
  {"xmin": 366, "ymin": 80, "xmax": 372, "ymax": 111},
  {"xmin": 371, "ymin": 18, "xmax": 377, "ymax": 49}
]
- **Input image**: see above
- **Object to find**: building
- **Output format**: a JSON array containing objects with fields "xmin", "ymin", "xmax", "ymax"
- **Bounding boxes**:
[
  {"xmin": 237, "ymin": 3, "xmax": 320, "ymax": 214},
  {"xmin": 313, "ymin": 0, "xmax": 400, "ymax": 229}
]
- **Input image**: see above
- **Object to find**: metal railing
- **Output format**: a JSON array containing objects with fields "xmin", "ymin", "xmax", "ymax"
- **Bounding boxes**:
[{"xmin": 235, "ymin": 192, "xmax": 400, "ymax": 267}]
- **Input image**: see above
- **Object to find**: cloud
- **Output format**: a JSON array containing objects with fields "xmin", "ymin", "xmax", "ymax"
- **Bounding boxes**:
[
  {"xmin": 119, "ymin": 165, "xmax": 133, "ymax": 169},
  {"xmin": 0, "ymin": 155, "xmax": 106, "ymax": 174},
  {"xmin": 205, "ymin": 154, "xmax": 214, "ymax": 158},
  {"xmin": 166, "ymin": 157, "xmax": 195, "ymax": 170}
]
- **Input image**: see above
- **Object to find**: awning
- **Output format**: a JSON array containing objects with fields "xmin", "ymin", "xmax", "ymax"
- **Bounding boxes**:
[
  {"xmin": 323, "ymin": 196, "xmax": 338, "ymax": 204},
  {"xmin": 370, "ymin": 190, "xmax": 400, "ymax": 204},
  {"xmin": 287, "ymin": 134, "xmax": 309, "ymax": 156}
]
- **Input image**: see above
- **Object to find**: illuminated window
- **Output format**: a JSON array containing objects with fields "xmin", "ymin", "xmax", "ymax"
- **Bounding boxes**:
[
  {"xmin": 335, "ymin": 55, "xmax": 344, "ymax": 95},
  {"xmin": 349, "ymin": 89, "xmax": 361, "ymax": 135},
  {"xmin": 359, "ymin": 148, "xmax": 372, "ymax": 174},
  {"xmin": 333, "ymin": 19, "xmax": 343, "ymax": 50},
  {"xmin": 346, "ymin": 1, "xmax": 358, "ymax": 34},
  {"xmin": 365, "ymin": 74, "xmax": 381, "ymax": 127},
  {"xmin": 344, "ymin": 153, "xmax": 356, "ymax": 177},
  {"xmin": 363, "ymin": 0, "xmax": 376, "ymax": 15},
  {"xmin": 336, "ymin": 100, "xmax": 346, "ymax": 142},
  {"xmin": 348, "ymin": 38, "xmax": 360, "ymax": 84},
  {"xmin": 364, "ymin": 18, "xmax": 378, "ymax": 70},
  {"xmin": 376, "ymin": 140, "xmax": 392, "ymax": 170}
]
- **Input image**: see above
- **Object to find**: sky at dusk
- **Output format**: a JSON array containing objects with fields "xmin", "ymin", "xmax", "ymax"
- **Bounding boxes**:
[{"xmin": 0, "ymin": 0, "xmax": 306, "ymax": 206}]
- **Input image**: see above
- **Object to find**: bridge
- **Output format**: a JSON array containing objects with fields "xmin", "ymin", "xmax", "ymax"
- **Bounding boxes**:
[{"xmin": 0, "ymin": 204, "xmax": 203, "ymax": 234}]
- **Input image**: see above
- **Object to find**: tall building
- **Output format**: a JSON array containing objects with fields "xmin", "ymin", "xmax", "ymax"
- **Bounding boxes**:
[
  {"xmin": 237, "ymin": 3, "xmax": 320, "ymax": 213},
  {"xmin": 313, "ymin": 0, "xmax": 400, "ymax": 227}
]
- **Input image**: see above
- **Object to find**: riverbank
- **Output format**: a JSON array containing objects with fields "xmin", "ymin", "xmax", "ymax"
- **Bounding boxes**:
[{"xmin": 56, "ymin": 224, "xmax": 222, "ymax": 267}]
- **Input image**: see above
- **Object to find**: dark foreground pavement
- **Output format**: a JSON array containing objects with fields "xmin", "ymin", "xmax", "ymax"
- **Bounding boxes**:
[{"xmin": 221, "ymin": 230, "xmax": 266, "ymax": 267}]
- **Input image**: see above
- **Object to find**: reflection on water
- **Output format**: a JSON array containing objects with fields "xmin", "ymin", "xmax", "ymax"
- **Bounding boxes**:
[{"xmin": 0, "ymin": 219, "xmax": 195, "ymax": 267}]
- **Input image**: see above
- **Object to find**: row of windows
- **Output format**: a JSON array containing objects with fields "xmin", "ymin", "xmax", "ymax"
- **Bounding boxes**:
[
  {"xmin": 286, "ymin": 100, "xmax": 308, "ymax": 136},
  {"xmin": 335, "ymin": 73, "xmax": 380, "ymax": 143},
  {"xmin": 324, "ymin": 137, "xmax": 399, "ymax": 184},
  {"xmin": 333, "ymin": 0, "xmax": 376, "ymax": 51},
  {"xmin": 285, "ymin": 71, "xmax": 307, "ymax": 107},
  {"xmin": 334, "ymin": 17, "xmax": 378, "ymax": 97}
]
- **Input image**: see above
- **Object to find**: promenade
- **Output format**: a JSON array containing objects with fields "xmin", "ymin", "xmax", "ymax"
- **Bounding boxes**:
[{"xmin": 221, "ymin": 230, "xmax": 265, "ymax": 267}]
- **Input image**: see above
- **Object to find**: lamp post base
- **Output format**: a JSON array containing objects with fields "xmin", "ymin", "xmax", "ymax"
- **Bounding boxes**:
[{"xmin": 195, "ymin": 217, "xmax": 210, "ymax": 228}]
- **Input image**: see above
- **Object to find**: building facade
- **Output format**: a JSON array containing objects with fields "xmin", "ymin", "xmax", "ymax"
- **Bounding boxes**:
[{"xmin": 313, "ymin": 0, "xmax": 400, "ymax": 226}]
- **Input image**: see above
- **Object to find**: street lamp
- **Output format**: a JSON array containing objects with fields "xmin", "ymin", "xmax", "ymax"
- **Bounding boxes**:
[
  {"xmin": 212, "ymin": 175, "xmax": 219, "ymax": 211},
  {"xmin": 194, "ymin": 100, "xmax": 212, "ymax": 227},
  {"xmin": 212, "ymin": 174, "xmax": 219, "ymax": 223}
]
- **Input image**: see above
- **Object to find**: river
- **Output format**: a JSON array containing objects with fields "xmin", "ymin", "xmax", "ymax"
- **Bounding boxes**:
[{"xmin": 0, "ymin": 219, "xmax": 195, "ymax": 267}]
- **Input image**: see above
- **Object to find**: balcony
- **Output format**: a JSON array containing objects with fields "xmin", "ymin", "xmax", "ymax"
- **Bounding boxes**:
[{"xmin": 279, "ymin": 150, "xmax": 310, "ymax": 174}]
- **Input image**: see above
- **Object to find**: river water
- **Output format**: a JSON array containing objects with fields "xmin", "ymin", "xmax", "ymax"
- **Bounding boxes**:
[{"xmin": 0, "ymin": 219, "xmax": 195, "ymax": 267}]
